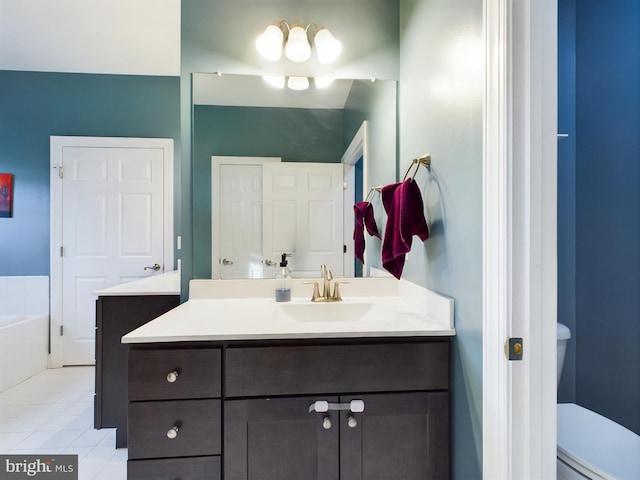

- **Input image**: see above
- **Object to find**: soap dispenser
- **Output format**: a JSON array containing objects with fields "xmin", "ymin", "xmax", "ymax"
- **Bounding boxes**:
[{"xmin": 275, "ymin": 253, "xmax": 291, "ymax": 302}]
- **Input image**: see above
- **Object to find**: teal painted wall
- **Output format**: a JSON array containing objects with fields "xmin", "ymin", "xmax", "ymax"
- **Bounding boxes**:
[
  {"xmin": 573, "ymin": 0, "xmax": 640, "ymax": 435},
  {"xmin": 399, "ymin": 0, "xmax": 483, "ymax": 477},
  {"xmin": 0, "ymin": 70, "xmax": 180, "ymax": 276}
]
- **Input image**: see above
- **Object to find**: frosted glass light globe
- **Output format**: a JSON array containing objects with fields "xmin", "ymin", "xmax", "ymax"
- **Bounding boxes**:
[
  {"xmin": 256, "ymin": 25, "xmax": 284, "ymax": 61},
  {"xmin": 284, "ymin": 25, "xmax": 311, "ymax": 62},
  {"xmin": 314, "ymin": 28, "xmax": 342, "ymax": 64}
]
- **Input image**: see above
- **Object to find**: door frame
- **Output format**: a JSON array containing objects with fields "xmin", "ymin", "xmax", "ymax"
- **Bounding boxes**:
[
  {"xmin": 49, "ymin": 136, "xmax": 174, "ymax": 368},
  {"xmin": 483, "ymin": 0, "xmax": 558, "ymax": 478},
  {"xmin": 341, "ymin": 121, "xmax": 368, "ymax": 277}
]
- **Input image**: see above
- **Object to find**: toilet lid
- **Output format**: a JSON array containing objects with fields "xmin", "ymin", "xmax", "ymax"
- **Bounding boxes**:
[{"xmin": 557, "ymin": 403, "xmax": 640, "ymax": 479}]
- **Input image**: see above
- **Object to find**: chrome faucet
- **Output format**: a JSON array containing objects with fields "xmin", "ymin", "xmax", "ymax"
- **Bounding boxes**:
[{"xmin": 303, "ymin": 265, "xmax": 349, "ymax": 302}]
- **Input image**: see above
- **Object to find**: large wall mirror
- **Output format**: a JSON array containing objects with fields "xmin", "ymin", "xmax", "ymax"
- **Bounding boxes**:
[{"xmin": 191, "ymin": 72, "xmax": 397, "ymax": 279}]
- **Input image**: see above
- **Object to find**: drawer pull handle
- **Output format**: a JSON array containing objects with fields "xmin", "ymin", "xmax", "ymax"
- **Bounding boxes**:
[
  {"xmin": 347, "ymin": 416, "xmax": 358, "ymax": 428},
  {"xmin": 166, "ymin": 370, "xmax": 179, "ymax": 383},
  {"xmin": 322, "ymin": 417, "xmax": 332, "ymax": 430},
  {"xmin": 167, "ymin": 426, "xmax": 179, "ymax": 439},
  {"xmin": 309, "ymin": 400, "xmax": 365, "ymax": 413}
]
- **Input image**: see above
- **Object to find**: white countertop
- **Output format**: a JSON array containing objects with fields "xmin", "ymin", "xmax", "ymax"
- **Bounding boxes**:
[
  {"xmin": 122, "ymin": 277, "xmax": 455, "ymax": 343},
  {"xmin": 93, "ymin": 270, "xmax": 180, "ymax": 296}
]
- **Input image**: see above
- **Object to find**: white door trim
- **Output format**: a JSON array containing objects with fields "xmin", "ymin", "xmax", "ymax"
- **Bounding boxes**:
[
  {"xmin": 49, "ymin": 136, "xmax": 174, "ymax": 368},
  {"xmin": 483, "ymin": 0, "xmax": 558, "ymax": 478},
  {"xmin": 341, "ymin": 121, "xmax": 368, "ymax": 277}
]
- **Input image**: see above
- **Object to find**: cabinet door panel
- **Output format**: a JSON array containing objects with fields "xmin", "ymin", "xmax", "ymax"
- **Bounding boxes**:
[
  {"xmin": 340, "ymin": 392, "xmax": 449, "ymax": 480},
  {"xmin": 225, "ymin": 397, "xmax": 339, "ymax": 480}
]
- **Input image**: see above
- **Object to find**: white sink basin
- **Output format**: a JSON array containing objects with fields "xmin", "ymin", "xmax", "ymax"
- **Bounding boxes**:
[{"xmin": 277, "ymin": 302, "xmax": 375, "ymax": 323}]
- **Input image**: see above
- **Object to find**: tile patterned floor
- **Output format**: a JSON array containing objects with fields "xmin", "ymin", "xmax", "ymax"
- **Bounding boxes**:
[{"xmin": 0, "ymin": 366, "xmax": 126, "ymax": 479}]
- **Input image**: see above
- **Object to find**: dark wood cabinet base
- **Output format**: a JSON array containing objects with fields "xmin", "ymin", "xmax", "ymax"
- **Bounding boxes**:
[{"xmin": 94, "ymin": 294, "xmax": 179, "ymax": 447}]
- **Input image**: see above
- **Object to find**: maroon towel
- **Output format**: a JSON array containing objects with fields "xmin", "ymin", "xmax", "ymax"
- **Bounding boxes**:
[
  {"xmin": 381, "ymin": 178, "xmax": 429, "ymax": 279},
  {"xmin": 353, "ymin": 201, "xmax": 381, "ymax": 263}
]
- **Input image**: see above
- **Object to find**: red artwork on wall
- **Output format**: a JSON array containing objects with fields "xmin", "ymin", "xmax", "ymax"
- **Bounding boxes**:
[{"xmin": 0, "ymin": 173, "xmax": 13, "ymax": 218}]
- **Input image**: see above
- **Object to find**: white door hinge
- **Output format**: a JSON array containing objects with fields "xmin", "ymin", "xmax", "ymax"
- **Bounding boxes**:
[
  {"xmin": 60, "ymin": 246, "xmax": 64, "ymax": 257},
  {"xmin": 60, "ymin": 325, "xmax": 64, "ymax": 336}
]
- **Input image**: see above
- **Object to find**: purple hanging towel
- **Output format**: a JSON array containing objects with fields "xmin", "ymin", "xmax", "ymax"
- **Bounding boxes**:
[
  {"xmin": 353, "ymin": 201, "xmax": 381, "ymax": 263},
  {"xmin": 381, "ymin": 178, "xmax": 429, "ymax": 279}
]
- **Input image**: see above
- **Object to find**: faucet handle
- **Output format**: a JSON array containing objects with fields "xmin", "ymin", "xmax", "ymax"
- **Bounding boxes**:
[
  {"xmin": 331, "ymin": 280, "xmax": 350, "ymax": 301},
  {"xmin": 302, "ymin": 281, "xmax": 321, "ymax": 302}
]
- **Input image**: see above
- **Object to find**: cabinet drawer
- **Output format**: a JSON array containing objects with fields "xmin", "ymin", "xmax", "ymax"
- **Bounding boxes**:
[
  {"xmin": 128, "ymin": 456, "xmax": 221, "ymax": 480},
  {"xmin": 226, "ymin": 341, "xmax": 449, "ymax": 397},
  {"xmin": 128, "ymin": 399, "xmax": 221, "ymax": 460},
  {"xmin": 129, "ymin": 348, "xmax": 221, "ymax": 401}
]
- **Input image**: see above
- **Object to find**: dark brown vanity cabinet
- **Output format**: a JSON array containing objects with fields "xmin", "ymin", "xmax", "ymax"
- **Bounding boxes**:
[
  {"xmin": 126, "ymin": 339, "xmax": 450, "ymax": 480},
  {"xmin": 225, "ymin": 392, "xmax": 449, "ymax": 480},
  {"xmin": 127, "ymin": 347, "xmax": 222, "ymax": 480},
  {"xmin": 94, "ymin": 294, "xmax": 180, "ymax": 447},
  {"xmin": 224, "ymin": 341, "xmax": 450, "ymax": 480}
]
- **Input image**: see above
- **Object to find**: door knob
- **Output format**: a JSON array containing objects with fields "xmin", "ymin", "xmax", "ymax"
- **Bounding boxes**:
[
  {"xmin": 144, "ymin": 263, "xmax": 161, "ymax": 271},
  {"xmin": 264, "ymin": 259, "xmax": 276, "ymax": 266},
  {"xmin": 222, "ymin": 258, "xmax": 234, "ymax": 266}
]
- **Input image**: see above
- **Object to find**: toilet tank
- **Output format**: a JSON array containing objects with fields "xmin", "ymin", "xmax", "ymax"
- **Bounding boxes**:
[{"xmin": 557, "ymin": 323, "xmax": 571, "ymax": 387}]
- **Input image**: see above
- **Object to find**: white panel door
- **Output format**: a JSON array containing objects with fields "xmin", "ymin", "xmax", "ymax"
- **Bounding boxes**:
[
  {"xmin": 219, "ymin": 164, "xmax": 267, "ymax": 279},
  {"xmin": 51, "ymin": 138, "xmax": 172, "ymax": 366},
  {"xmin": 263, "ymin": 163, "xmax": 344, "ymax": 277}
]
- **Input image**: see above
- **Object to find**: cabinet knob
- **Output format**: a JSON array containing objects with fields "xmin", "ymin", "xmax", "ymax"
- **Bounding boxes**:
[
  {"xmin": 347, "ymin": 416, "xmax": 358, "ymax": 428},
  {"xmin": 166, "ymin": 370, "xmax": 179, "ymax": 383},
  {"xmin": 167, "ymin": 426, "xmax": 179, "ymax": 439},
  {"xmin": 322, "ymin": 417, "xmax": 332, "ymax": 430}
]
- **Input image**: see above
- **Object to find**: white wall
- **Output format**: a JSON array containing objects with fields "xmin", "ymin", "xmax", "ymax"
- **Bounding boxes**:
[{"xmin": 0, "ymin": 0, "xmax": 180, "ymax": 75}]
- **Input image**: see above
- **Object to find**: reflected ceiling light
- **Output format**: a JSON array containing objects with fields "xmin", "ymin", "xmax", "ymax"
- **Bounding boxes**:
[
  {"xmin": 256, "ymin": 21, "xmax": 342, "ymax": 64},
  {"xmin": 287, "ymin": 76, "xmax": 310, "ymax": 91}
]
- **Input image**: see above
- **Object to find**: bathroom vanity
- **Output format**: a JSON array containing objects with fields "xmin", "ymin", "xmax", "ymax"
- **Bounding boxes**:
[
  {"xmin": 93, "ymin": 271, "xmax": 180, "ymax": 447},
  {"xmin": 122, "ymin": 277, "xmax": 455, "ymax": 480}
]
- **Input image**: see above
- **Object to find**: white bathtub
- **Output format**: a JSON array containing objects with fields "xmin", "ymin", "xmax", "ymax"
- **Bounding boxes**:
[{"xmin": 0, "ymin": 276, "xmax": 50, "ymax": 392}]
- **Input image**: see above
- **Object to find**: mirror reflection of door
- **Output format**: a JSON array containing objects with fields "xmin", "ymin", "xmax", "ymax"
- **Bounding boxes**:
[
  {"xmin": 263, "ymin": 162, "xmax": 344, "ymax": 277},
  {"xmin": 219, "ymin": 164, "xmax": 267, "ymax": 279},
  {"xmin": 213, "ymin": 157, "xmax": 344, "ymax": 279}
]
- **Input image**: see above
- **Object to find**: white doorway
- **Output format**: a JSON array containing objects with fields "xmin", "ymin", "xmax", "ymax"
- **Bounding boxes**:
[
  {"xmin": 50, "ymin": 136, "xmax": 174, "ymax": 367},
  {"xmin": 483, "ymin": 0, "xmax": 558, "ymax": 478}
]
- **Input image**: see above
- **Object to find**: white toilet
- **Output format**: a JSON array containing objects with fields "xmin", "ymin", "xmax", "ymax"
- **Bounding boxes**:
[{"xmin": 556, "ymin": 323, "xmax": 640, "ymax": 479}]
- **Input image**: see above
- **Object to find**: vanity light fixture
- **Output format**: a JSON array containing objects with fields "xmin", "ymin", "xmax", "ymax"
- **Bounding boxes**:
[{"xmin": 256, "ymin": 21, "xmax": 342, "ymax": 64}]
